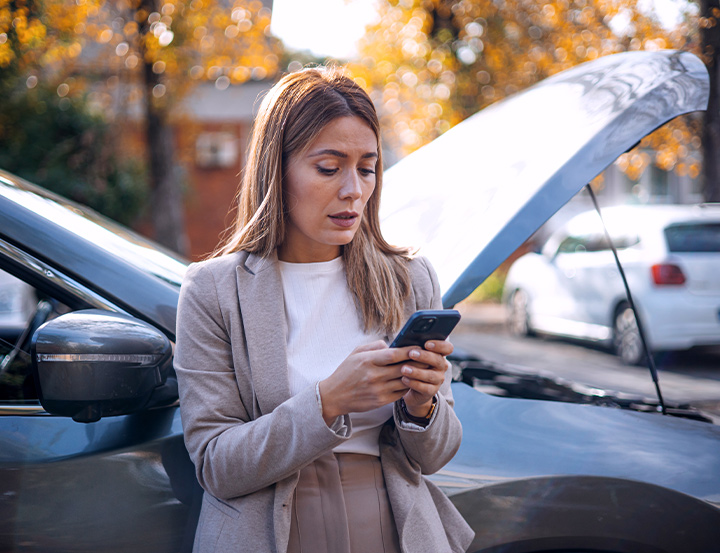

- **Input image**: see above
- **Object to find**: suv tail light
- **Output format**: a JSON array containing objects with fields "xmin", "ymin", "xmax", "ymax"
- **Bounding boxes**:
[{"xmin": 651, "ymin": 263, "xmax": 686, "ymax": 285}]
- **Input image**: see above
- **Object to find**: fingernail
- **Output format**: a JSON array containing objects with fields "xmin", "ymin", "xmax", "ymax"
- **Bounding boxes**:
[
  {"xmin": 426, "ymin": 341, "xmax": 435, "ymax": 349},
  {"xmin": 409, "ymin": 349, "xmax": 420, "ymax": 358},
  {"xmin": 401, "ymin": 365, "xmax": 412, "ymax": 375},
  {"xmin": 402, "ymin": 376, "xmax": 410, "ymax": 384}
]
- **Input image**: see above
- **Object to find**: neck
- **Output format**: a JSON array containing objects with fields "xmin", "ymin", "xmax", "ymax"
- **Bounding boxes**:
[{"xmin": 277, "ymin": 245, "xmax": 341, "ymax": 263}]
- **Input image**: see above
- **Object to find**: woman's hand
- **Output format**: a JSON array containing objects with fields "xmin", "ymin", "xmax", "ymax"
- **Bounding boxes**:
[
  {"xmin": 318, "ymin": 341, "xmax": 409, "ymax": 425},
  {"xmin": 318, "ymin": 341, "xmax": 411, "ymax": 425},
  {"xmin": 317, "ymin": 340, "xmax": 453, "ymax": 426},
  {"xmin": 399, "ymin": 340, "xmax": 454, "ymax": 419}
]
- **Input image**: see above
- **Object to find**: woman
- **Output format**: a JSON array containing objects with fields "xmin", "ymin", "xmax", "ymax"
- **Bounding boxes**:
[{"xmin": 175, "ymin": 67, "xmax": 474, "ymax": 553}]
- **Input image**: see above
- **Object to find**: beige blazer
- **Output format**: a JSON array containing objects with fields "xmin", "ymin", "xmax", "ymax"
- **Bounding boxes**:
[{"xmin": 175, "ymin": 251, "xmax": 474, "ymax": 553}]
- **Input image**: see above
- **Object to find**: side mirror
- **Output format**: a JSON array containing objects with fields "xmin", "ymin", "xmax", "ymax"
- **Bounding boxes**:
[{"xmin": 31, "ymin": 310, "xmax": 172, "ymax": 423}]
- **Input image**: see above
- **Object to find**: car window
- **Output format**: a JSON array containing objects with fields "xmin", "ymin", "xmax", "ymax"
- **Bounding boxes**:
[
  {"xmin": 557, "ymin": 233, "xmax": 606, "ymax": 253},
  {"xmin": 583, "ymin": 234, "xmax": 610, "ymax": 252},
  {"xmin": 556, "ymin": 235, "xmax": 590, "ymax": 254},
  {"xmin": 556, "ymin": 232, "xmax": 638, "ymax": 255},
  {"xmin": 0, "ymin": 269, "xmax": 70, "ymax": 404},
  {"xmin": 665, "ymin": 223, "xmax": 720, "ymax": 253}
]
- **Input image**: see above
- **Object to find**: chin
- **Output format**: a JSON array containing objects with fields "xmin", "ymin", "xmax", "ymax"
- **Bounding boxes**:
[{"xmin": 329, "ymin": 229, "xmax": 361, "ymax": 245}]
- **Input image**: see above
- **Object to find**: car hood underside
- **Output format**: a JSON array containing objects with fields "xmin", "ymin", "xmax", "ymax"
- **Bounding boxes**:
[{"xmin": 380, "ymin": 50, "xmax": 709, "ymax": 307}]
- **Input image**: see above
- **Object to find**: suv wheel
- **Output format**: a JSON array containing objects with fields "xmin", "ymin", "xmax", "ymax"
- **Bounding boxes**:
[
  {"xmin": 508, "ymin": 289, "xmax": 534, "ymax": 337},
  {"xmin": 613, "ymin": 304, "xmax": 645, "ymax": 365}
]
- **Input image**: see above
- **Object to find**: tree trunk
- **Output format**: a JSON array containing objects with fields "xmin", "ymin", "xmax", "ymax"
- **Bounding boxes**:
[
  {"xmin": 139, "ymin": 0, "xmax": 189, "ymax": 255},
  {"xmin": 702, "ymin": 0, "xmax": 720, "ymax": 203}
]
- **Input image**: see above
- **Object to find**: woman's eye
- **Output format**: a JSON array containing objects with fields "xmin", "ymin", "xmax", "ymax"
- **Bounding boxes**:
[
  {"xmin": 359, "ymin": 167, "xmax": 376, "ymax": 176},
  {"xmin": 316, "ymin": 166, "xmax": 338, "ymax": 175}
]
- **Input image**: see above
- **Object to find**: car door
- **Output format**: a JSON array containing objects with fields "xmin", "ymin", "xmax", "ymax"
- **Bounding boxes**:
[
  {"xmin": 520, "ymin": 233, "xmax": 580, "ymax": 334},
  {"xmin": 548, "ymin": 229, "xmax": 620, "ymax": 340},
  {"xmin": 0, "ymin": 245, "xmax": 200, "ymax": 553}
]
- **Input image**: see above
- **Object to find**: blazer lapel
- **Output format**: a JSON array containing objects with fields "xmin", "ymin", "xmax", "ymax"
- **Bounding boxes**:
[{"xmin": 236, "ymin": 251, "xmax": 291, "ymax": 415}]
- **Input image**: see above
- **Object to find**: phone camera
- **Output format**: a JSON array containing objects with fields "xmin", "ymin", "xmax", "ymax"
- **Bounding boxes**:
[{"xmin": 416, "ymin": 317, "xmax": 436, "ymax": 333}]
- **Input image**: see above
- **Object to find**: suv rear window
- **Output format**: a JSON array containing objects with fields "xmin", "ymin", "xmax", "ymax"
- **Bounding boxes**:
[{"xmin": 664, "ymin": 223, "xmax": 720, "ymax": 252}]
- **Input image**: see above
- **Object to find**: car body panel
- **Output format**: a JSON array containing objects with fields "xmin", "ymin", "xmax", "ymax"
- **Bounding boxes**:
[
  {"xmin": 380, "ymin": 50, "xmax": 709, "ymax": 308},
  {"xmin": 439, "ymin": 383, "xmax": 720, "ymax": 551},
  {"xmin": 450, "ymin": 473, "xmax": 720, "ymax": 553},
  {"xmin": 441, "ymin": 383, "xmax": 720, "ymax": 505},
  {"xmin": 0, "ymin": 410, "xmax": 198, "ymax": 553},
  {"xmin": 682, "ymin": 253, "xmax": 720, "ymax": 296}
]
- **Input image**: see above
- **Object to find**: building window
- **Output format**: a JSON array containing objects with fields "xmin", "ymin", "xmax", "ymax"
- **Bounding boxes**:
[{"xmin": 195, "ymin": 132, "xmax": 239, "ymax": 169}]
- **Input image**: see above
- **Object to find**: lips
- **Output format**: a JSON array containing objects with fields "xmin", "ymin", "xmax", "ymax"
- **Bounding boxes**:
[{"xmin": 329, "ymin": 211, "xmax": 359, "ymax": 228}]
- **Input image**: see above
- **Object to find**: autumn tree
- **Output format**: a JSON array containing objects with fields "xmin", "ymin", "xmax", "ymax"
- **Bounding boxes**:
[
  {"xmin": 352, "ymin": 0, "xmax": 703, "ymax": 189},
  {"xmin": 2, "ymin": 0, "xmax": 280, "ymax": 252},
  {"xmin": 76, "ymin": 0, "xmax": 281, "ymax": 252},
  {"xmin": 0, "ymin": 0, "xmax": 149, "ymax": 224},
  {"xmin": 0, "ymin": 0, "xmax": 95, "ymax": 87}
]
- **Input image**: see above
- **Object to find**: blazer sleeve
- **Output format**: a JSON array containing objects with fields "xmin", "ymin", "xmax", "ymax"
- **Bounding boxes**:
[
  {"xmin": 175, "ymin": 262, "xmax": 350, "ymax": 501},
  {"xmin": 392, "ymin": 256, "xmax": 463, "ymax": 475}
]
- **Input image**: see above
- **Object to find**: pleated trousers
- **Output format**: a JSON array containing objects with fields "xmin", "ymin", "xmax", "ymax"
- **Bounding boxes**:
[{"xmin": 287, "ymin": 452, "xmax": 401, "ymax": 553}]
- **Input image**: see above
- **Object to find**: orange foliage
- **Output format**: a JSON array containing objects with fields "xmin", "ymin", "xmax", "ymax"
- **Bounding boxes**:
[
  {"xmin": 352, "ymin": 0, "xmax": 703, "ymax": 180},
  {"xmin": 2, "ymin": 0, "xmax": 280, "ymax": 117},
  {"xmin": 0, "ymin": 0, "xmax": 98, "ymax": 74},
  {"xmin": 81, "ymin": 0, "xmax": 280, "ymax": 114}
]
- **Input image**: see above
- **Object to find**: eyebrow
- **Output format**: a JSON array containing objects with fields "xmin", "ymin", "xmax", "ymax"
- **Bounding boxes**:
[{"xmin": 308, "ymin": 149, "xmax": 378, "ymax": 160}]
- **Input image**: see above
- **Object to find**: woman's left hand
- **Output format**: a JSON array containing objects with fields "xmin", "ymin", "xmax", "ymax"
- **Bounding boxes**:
[{"xmin": 398, "ymin": 340, "xmax": 454, "ymax": 419}]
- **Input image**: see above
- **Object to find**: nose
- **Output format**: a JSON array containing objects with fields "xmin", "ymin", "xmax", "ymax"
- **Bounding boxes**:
[{"xmin": 339, "ymin": 171, "xmax": 363, "ymax": 201}]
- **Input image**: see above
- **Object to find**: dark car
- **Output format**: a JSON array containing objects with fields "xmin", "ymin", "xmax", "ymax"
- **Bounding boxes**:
[
  {"xmin": 0, "ymin": 173, "xmax": 199, "ymax": 552},
  {"xmin": 1, "ymin": 49, "xmax": 719, "ymax": 553}
]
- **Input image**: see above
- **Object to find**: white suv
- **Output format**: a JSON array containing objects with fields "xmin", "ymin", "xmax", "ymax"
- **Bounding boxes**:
[{"xmin": 504, "ymin": 204, "xmax": 720, "ymax": 364}]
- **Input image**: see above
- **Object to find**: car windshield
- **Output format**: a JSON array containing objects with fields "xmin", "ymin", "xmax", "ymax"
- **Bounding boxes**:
[
  {"xmin": 665, "ymin": 222, "xmax": 720, "ymax": 253},
  {"xmin": 0, "ymin": 173, "xmax": 187, "ymax": 288}
]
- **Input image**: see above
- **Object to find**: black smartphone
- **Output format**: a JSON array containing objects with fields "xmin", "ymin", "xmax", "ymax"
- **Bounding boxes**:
[{"xmin": 389, "ymin": 309, "xmax": 461, "ymax": 348}]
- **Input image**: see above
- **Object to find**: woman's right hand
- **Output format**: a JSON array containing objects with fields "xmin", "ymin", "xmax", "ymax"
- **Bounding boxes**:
[{"xmin": 317, "ymin": 341, "xmax": 412, "ymax": 426}]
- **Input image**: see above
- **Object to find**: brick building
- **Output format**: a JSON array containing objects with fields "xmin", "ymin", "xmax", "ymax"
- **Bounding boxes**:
[{"xmin": 175, "ymin": 81, "xmax": 272, "ymax": 259}]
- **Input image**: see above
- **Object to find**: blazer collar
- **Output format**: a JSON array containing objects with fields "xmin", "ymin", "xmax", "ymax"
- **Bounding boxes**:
[{"xmin": 236, "ymin": 250, "xmax": 291, "ymax": 415}]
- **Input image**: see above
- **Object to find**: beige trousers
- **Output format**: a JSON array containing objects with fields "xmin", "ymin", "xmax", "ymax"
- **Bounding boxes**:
[{"xmin": 287, "ymin": 452, "xmax": 402, "ymax": 553}]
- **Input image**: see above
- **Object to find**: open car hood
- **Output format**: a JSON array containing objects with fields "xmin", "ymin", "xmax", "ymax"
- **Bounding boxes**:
[{"xmin": 380, "ymin": 50, "xmax": 709, "ymax": 307}]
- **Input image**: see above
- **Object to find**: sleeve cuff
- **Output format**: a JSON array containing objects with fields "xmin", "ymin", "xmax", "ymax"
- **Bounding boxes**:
[
  {"xmin": 394, "ymin": 395, "xmax": 439, "ymax": 432},
  {"xmin": 315, "ymin": 382, "xmax": 350, "ymax": 436}
]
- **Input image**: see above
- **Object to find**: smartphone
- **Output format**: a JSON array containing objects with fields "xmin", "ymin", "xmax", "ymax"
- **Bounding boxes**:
[{"xmin": 389, "ymin": 309, "xmax": 461, "ymax": 348}]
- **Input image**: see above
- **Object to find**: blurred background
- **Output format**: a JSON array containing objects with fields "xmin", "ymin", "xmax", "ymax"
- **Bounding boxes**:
[{"xmin": 1, "ymin": 0, "xmax": 718, "ymax": 291}]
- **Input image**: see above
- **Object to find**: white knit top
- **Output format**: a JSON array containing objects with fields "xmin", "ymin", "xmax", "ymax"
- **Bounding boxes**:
[{"xmin": 278, "ymin": 256, "xmax": 393, "ymax": 456}]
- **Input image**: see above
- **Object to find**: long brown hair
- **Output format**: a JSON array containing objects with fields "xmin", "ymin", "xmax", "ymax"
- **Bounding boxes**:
[{"xmin": 214, "ymin": 67, "xmax": 411, "ymax": 334}]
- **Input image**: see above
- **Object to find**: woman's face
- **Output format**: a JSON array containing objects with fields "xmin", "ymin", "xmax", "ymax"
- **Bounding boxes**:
[{"xmin": 278, "ymin": 116, "xmax": 378, "ymax": 263}]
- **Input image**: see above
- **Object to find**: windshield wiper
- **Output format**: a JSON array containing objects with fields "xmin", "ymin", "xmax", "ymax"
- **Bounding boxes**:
[{"xmin": 585, "ymin": 184, "xmax": 667, "ymax": 416}]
